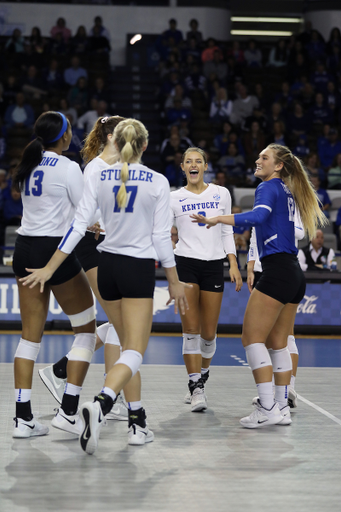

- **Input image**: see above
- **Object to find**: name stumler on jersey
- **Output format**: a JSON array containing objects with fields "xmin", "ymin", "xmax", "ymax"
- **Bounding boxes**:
[{"xmin": 181, "ymin": 201, "xmax": 220, "ymax": 213}]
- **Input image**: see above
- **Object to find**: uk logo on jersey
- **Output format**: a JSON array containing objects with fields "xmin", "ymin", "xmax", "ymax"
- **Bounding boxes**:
[{"xmin": 213, "ymin": 194, "xmax": 220, "ymax": 201}]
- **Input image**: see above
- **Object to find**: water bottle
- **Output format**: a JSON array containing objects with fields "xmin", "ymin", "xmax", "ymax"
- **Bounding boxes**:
[{"xmin": 330, "ymin": 259, "xmax": 338, "ymax": 272}]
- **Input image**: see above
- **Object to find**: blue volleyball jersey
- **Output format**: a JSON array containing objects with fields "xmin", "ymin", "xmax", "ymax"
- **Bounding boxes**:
[{"xmin": 234, "ymin": 178, "xmax": 297, "ymax": 260}]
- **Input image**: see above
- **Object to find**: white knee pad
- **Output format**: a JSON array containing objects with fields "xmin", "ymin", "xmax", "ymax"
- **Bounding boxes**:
[
  {"xmin": 97, "ymin": 322, "xmax": 110, "ymax": 344},
  {"xmin": 14, "ymin": 338, "xmax": 40, "ymax": 362},
  {"xmin": 114, "ymin": 349, "xmax": 142, "ymax": 377},
  {"xmin": 68, "ymin": 332, "xmax": 96, "ymax": 363},
  {"xmin": 200, "ymin": 336, "xmax": 217, "ymax": 359},
  {"xmin": 245, "ymin": 343, "xmax": 272, "ymax": 371},
  {"xmin": 269, "ymin": 347, "xmax": 292, "ymax": 373},
  {"xmin": 68, "ymin": 305, "xmax": 96, "ymax": 328},
  {"xmin": 287, "ymin": 335, "xmax": 299, "ymax": 355},
  {"xmin": 182, "ymin": 333, "xmax": 201, "ymax": 355},
  {"xmin": 105, "ymin": 324, "xmax": 120, "ymax": 346}
]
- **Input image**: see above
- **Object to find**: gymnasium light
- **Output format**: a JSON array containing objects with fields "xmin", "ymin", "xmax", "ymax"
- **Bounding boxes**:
[
  {"xmin": 231, "ymin": 17, "xmax": 302, "ymax": 23},
  {"xmin": 231, "ymin": 30, "xmax": 293, "ymax": 36},
  {"xmin": 130, "ymin": 34, "xmax": 142, "ymax": 45}
]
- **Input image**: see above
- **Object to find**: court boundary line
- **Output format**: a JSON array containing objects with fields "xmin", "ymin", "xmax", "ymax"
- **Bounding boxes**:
[{"xmin": 297, "ymin": 394, "xmax": 341, "ymax": 426}]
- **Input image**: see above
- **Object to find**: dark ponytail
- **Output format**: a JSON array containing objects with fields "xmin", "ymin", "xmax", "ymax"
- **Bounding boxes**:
[{"xmin": 13, "ymin": 111, "xmax": 69, "ymax": 190}]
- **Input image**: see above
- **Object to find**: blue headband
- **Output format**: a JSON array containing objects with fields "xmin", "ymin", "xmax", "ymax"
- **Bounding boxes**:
[{"xmin": 47, "ymin": 112, "xmax": 68, "ymax": 143}]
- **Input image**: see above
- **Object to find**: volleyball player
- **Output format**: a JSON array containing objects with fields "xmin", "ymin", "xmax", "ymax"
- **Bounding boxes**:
[
  {"xmin": 20, "ymin": 118, "xmax": 190, "ymax": 454},
  {"xmin": 39, "ymin": 116, "xmax": 128, "ymax": 421},
  {"xmin": 247, "ymin": 205, "xmax": 305, "ymax": 411},
  {"xmin": 171, "ymin": 147, "xmax": 242, "ymax": 412},
  {"xmin": 191, "ymin": 144, "xmax": 326, "ymax": 428},
  {"xmin": 12, "ymin": 111, "xmax": 97, "ymax": 438}
]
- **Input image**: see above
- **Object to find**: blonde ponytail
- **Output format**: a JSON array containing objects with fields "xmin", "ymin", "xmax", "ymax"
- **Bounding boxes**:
[
  {"xmin": 113, "ymin": 118, "xmax": 149, "ymax": 209},
  {"xmin": 268, "ymin": 144, "xmax": 328, "ymax": 240}
]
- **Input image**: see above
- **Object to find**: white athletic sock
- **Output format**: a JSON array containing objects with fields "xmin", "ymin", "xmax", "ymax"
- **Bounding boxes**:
[
  {"xmin": 275, "ymin": 385, "xmax": 288, "ymax": 409},
  {"xmin": 15, "ymin": 389, "xmax": 31, "ymax": 402},
  {"xmin": 290, "ymin": 375, "xmax": 296, "ymax": 389},
  {"xmin": 257, "ymin": 382, "xmax": 275, "ymax": 410},
  {"xmin": 65, "ymin": 383, "xmax": 82, "ymax": 396},
  {"xmin": 128, "ymin": 400, "xmax": 142, "ymax": 411},
  {"xmin": 189, "ymin": 372, "xmax": 201, "ymax": 383}
]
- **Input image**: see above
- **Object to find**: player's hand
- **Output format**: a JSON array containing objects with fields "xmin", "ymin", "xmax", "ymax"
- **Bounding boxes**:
[
  {"xmin": 190, "ymin": 214, "xmax": 218, "ymax": 228},
  {"xmin": 19, "ymin": 267, "xmax": 53, "ymax": 293},
  {"xmin": 166, "ymin": 281, "xmax": 192, "ymax": 315},
  {"xmin": 229, "ymin": 266, "xmax": 242, "ymax": 292}
]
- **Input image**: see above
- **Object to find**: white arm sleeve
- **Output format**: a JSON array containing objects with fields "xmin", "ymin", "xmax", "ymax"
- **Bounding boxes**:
[
  {"xmin": 59, "ymin": 171, "xmax": 99, "ymax": 254},
  {"xmin": 294, "ymin": 206, "xmax": 305, "ymax": 242},
  {"xmin": 66, "ymin": 162, "xmax": 84, "ymax": 208},
  {"xmin": 152, "ymin": 180, "xmax": 176, "ymax": 268},
  {"xmin": 297, "ymin": 249, "xmax": 308, "ymax": 271},
  {"xmin": 248, "ymin": 227, "xmax": 258, "ymax": 262},
  {"xmin": 221, "ymin": 188, "xmax": 237, "ymax": 256}
]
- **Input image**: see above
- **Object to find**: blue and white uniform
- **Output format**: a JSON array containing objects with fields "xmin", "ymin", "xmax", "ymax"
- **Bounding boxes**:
[{"xmin": 234, "ymin": 178, "xmax": 306, "ymax": 304}]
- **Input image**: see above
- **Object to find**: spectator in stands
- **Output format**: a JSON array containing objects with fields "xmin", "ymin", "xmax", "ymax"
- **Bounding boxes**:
[
  {"xmin": 201, "ymin": 38, "xmax": 223, "ymax": 63},
  {"xmin": 41, "ymin": 58, "xmax": 64, "ymax": 94},
  {"xmin": 229, "ymin": 83, "xmax": 259, "ymax": 127},
  {"xmin": 217, "ymin": 142, "xmax": 245, "ymax": 184},
  {"xmin": 309, "ymin": 92, "xmax": 334, "ymax": 128},
  {"xmin": 3, "ymin": 75, "xmax": 21, "ymax": 108},
  {"xmin": 59, "ymin": 97, "xmax": 78, "ymax": 125},
  {"xmin": 186, "ymin": 19, "xmax": 203, "ymax": 45},
  {"xmin": 327, "ymin": 153, "xmax": 341, "ymax": 189},
  {"xmin": 267, "ymin": 101, "xmax": 286, "ymax": 134},
  {"xmin": 286, "ymin": 101, "xmax": 309, "ymax": 144},
  {"xmin": 166, "ymin": 98, "xmax": 191, "ymax": 126},
  {"xmin": 228, "ymin": 130, "xmax": 245, "ymax": 157},
  {"xmin": 326, "ymin": 80, "xmax": 341, "ymax": 111},
  {"xmin": 21, "ymin": 65, "xmax": 47, "ymax": 100},
  {"xmin": 165, "ymin": 84, "xmax": 192, "ymax": 110},
  {"xmin": 77, "ymin": 99, "xmax": 110, "ymax": 135},
  {"xmin": 310, "ymin": 175, "xmax": 331, "ymax": 218},
  {"xmin": 203, "ymin": 49, "xmax": 228, "ymax": 82},
  {"xmin": 71, "ymin": 26, "xmax": 89, "ymax": 54},
  {"xmin": 4, "ymin": 92, "xmax": 35, "ymax": 131},
  {"xmin": 2, "ymin": 185, "xmax": 22, "ymax": 227},
  {"xmin": 305, "ymin": 30, "xmax": 326, "ymax": 62},
  {"xmin": 89, "ymin": 77, "xmax": 111, "ymax": 105},
  {"xmin": 243, "ymin": 106, "xmax": 268, "ymax": 133},
  {"xmin": 90, "ymin": 15, "xmax": 111, "ymax": 41},
  {"xmin": 88, "ymin": 25, "xmax": 111, "ymax": 55},
  {"xmin": 288, "ymin": 54, "xmax": 310, "ymax": 84},
  {"xmin": 163, "ymin": 19, "xmax": 183, "ymax": 46},
  {"xmin": 327, "ymin": 44, "xmax": 341, "ymax": 75},
  {"xmin": 161, "ymin": 132, "xmax": 189, "ymax": 168},
  {"xmin": 253, "ymin": 82, "xmax": 270, "ymax": 112},
  {"xmin": 165, "ymin": 151, "xmax": 183, "ymax": 188},
  {"xmin": 275, "ymin": 81, "xmax": 293, "ymax": 112},
  {"xmin": 244, "ymin": 39, "xmax": 263, "ymax": 68},
  {"xmin": 27, "ymin": 26, "xmax": 46, "ymax": 55},
  {"xmin": 5, "ymin": 28, "xmax": 25, "ymax": 54},
  {"xmin": 183, "ymin": 38, "xmax": 201, "ymax": 65},
  {"xmin": 68, "ymin": 76, "xmax": 89, "ymax": 116},
  {"xmin": 242, "ymin": 120, "xmax": 266, "ymax": 168},
  {"xmin": 50, "ymin": 17, "xmax": 72, "ymax": 44},
  {"xmin": 268, "ymin": 120, "xmax": 287, "ymax": 146},
  {"xmin": 293, "ymin": 134, "xmax": 310, "ymax": 159},
  {"xmin": 213, "ymin": 121, "xmax": 232, "ymax": 155},
  {"xmin": 161, "ymin": 70, "xmax": 182, "ymax": 99},
  {"xmin": 297, "ymin": 81, "xmax": 315, "ymax": 110},
  {"xmin": 209, "ymin": 87, "xmax": 232, "ymax": 126},
  {"xmin": 327, "ymin": 27, "xmax": 341, "ymax": 53},
  {"xmin": 304, "ymin": 152, "xmax": 326, "ymax": 186},
  {"xmin": 48, "ymin": 32, "xmax": 68, "ymax": 56},
  {"xmin": 318, "ymin": 127, "xmax": 341, "ymax": 170},
  {"xmin": 268, "ymin": 39, "xmax": 289, "ymax": 68},
  {"xmin": 310, "ymin": 61, "xmax": 333, "ymax": 95},
  {"xmin": 64, "ymin": 56, "xmax": 88, "ymax": 87},
  {"xmin": 161, "ymin": 125, "xmax": 192, "ymax": 154},
  {"xmin": 298, "ymin": 229, "xmax": 335, "ymax": 271},
  {"xmin": 227, "ymin": 41, "xmax": 245, "ymax": 65}
]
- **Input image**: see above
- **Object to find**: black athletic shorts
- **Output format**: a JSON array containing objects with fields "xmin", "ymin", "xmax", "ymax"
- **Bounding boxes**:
[
  {"xmin": 74, "ymin": 231, "xmax": 105, "ymax": 272},
  {"xmin": 175, "ymin": 255, "xmax": 225, "ymax": 292},
  {"xmin": 97, "ymin": 251, "xmax": 155, "ymax": 301},
  {"xmin": 13, "ymin": 234, "xmax": 82, "ymax": 286},
  {"xmin": 255, "ymin": 253, "xmax": 306, "ymax": 305},
  {"xmin": 253, "ymin": 271, "xmax": 262, "ymax": 288}
]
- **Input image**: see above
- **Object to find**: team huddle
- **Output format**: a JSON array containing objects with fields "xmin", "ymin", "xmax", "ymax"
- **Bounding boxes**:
[{"xmin": 11, "ymin": 111, "xmax": 326, "ymax": 455}]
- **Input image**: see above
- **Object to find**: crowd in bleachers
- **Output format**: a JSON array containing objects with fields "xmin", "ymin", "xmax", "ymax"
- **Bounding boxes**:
[
  {"xmin": 1, "ymin": 15, "xmax": 341, "ymax": 259},
  {"xmin": 156, "ymin": 19, "xmax": 341, "ymax": 252}
]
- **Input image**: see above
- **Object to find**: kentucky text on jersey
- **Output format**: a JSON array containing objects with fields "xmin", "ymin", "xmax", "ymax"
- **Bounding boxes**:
[
  {"xmin": 39, "ymin": 157, "xmax": 59, "ymax": 167},
  {"xmin": 182, "ymin": 202, "xmax": 220, "ymax": 212},
  {"xmin": 100, "ymin": 169, "xmax": 153, "ymax": 182}
]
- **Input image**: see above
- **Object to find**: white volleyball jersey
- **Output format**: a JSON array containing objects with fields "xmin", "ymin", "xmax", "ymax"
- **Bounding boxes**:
[
  {"xmin": 18, "ymin": 151, "xmax": 83, "ymax": 237},
  {"xmin": 83, "ymin": 156, "xmax": 107, "ymax": 232},
  {"xmin": 170, "ymin": 184, "xmax": 236, "ymax": 261},
  {"xmin": 59, "ymin": 162, "xmax": 175, "ymax": 268}
]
